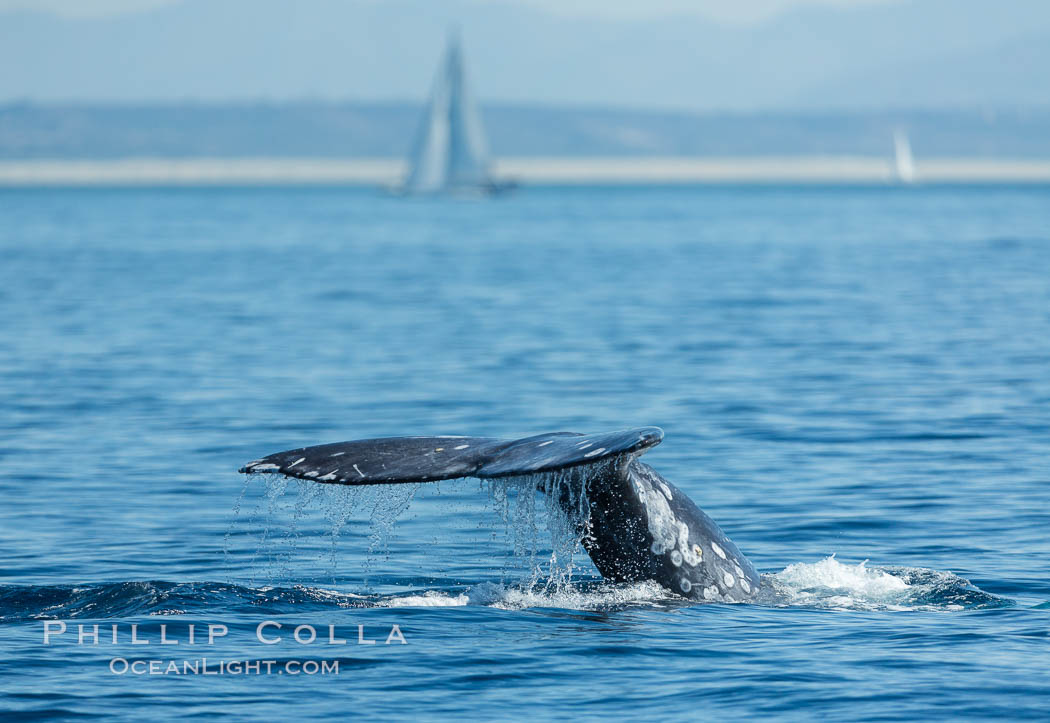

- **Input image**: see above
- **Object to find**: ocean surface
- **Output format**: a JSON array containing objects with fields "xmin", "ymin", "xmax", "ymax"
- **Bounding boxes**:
[{"xmin": 1, "ymin": 184, "xmax": 1049, "ymax": 719}]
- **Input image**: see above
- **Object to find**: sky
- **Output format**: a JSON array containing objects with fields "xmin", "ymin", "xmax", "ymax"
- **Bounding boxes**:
[
  {"xmin": 1, "ymin": 0, "xmax": 1046, "ymax": 109},
  {"xmin": 0, "ymin": 0, "xmax": 900, "ymax": 23},
  {"xmin": 506, "ymin": 0, "xmax": 900, "ymax": 24}
]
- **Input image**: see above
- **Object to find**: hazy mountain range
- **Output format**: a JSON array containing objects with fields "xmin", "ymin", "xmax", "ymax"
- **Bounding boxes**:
[
  {"xmin": 2, "ymin": 0, "xmax": 1049, "ymax": 110},
  {"xmin": 3, "ymin": 104, "xmax": 1048, "ymax": 159}
]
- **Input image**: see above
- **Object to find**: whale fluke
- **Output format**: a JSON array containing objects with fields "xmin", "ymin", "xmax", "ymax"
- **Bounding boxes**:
[
  {"xmin": 239, "ymin": 425, "xmax": 762, "ymax": 602},
  {"xmin": 240, "ymin": 427, "xmax": 663, "ymax": 485}
]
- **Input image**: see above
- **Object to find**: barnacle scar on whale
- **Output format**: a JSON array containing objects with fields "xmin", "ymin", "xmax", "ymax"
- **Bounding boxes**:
[{"xmin": 240, "ymin": 427, "xmax": 760, "ymax": 602}]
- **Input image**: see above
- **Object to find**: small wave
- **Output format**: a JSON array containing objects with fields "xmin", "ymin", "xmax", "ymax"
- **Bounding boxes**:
[
  {"xmin": 0, "ymin": 581, "xmax": 366, "ymax": 623},
  {"xmin": 0, "ymin": 558, "xmax": 1012, "ymax": 621},
  {"xmin": 758, "ymin": 556, "xmax": 1012, "ymax": 611},
  {"xmin": 0, "ymin": 578, "xmax": 678, "ymax": 620}
]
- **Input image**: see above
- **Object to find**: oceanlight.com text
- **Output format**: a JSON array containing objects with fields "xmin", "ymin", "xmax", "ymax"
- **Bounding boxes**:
[{"xmin": 109, "ymin": 658, "xmax": 341, "ymax": 676}]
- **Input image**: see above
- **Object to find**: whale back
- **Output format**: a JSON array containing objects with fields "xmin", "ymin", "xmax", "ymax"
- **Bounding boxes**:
[{"xmin": 240, "ymin": 427, "xmax": 663, "ymax": 484}]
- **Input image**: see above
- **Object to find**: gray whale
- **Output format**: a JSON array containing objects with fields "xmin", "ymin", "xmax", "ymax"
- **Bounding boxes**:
[{"xmin": 241, "ymin": 427, "xmax": 759, "ymax": 602}]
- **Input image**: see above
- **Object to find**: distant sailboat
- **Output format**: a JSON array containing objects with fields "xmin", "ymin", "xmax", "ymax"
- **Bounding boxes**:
[
  {"xmin": 893, "ymin": 128, "xmax": 916, "ymax": 184},
  {"xmin": 401, "ymin": 33, "xmax": 513, "ymax": 195}
]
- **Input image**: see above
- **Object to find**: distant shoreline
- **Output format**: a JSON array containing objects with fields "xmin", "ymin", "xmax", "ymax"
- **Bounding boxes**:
[{"xmin": 2, "ymin": 157, "xmax": 1050, "ymax": 186}]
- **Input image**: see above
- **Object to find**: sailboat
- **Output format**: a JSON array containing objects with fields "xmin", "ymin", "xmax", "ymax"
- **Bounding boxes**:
[
  {"xmin": 400, "ymin": 33, "xmax": 514, "ymax": 195},
  {"xmin": 893, "ymin": 128, "xmax": 916, "ymax": 184}
]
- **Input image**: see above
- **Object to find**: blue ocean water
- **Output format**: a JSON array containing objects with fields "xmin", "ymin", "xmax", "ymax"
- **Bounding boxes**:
[{"xmin": 1, "ymin": 184, "xmax": 1049, "ymax": 719}]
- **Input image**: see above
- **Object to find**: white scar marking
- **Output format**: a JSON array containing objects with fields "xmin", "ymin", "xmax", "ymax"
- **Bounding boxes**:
[
  {"xmin": 577, "ymin": 442, "xmax": 592, "ymax": 449},
  {"xmin": 679, "ymin": 578, "xmax": 692, "ymax": 593},
  {"xmin": 723, "ymin": 571, "xmax": 735, "ymax": 587},
  {"xmin": 537, "ymin": 440, "xmax": 554, "ymax": 447},
  {"xmin": 288, "ymin": 458, "xmax": 306, "ymax": 468},
  {"xmin": 353, "ymin": 464, "xmax": 365, "ymax": 478},
  {"xmin": 670, "ymin": 550, "xmax": 683, "ymax": 566},
  {"xmin": 319, "ymin": 472, "xmax": 337, "ymax": 481},
  {"xmin": 251, "ymin": 463, "xmax": 278, "ymax": 471},
  {"xmin": 583, "ymin": 447, "xmax": 605, "ymax": 457},
  {"xmin": 453, "ymin": 444, "xmax": 469, "ymax": 450},
  {"xmin": 634, "ymin": 467, "xmax": 682, "ymax": 562},
  {"xmin": 330, "ymin": 452, "xmax": 345, "ymax": 457},
  {"xmin": 712, "ymin": 542, "xmax": 727, "ymax": 559},
  {"xmin": 304, "ymin": 471, "xmax": 319, "ymax": 478},
  {"xmin": 703, "ymin": 586, "xmax": 718, "ymax": 600},
  {"xmin": 740, "ymin": 579, "xmax": 752, "ymax": 594}
]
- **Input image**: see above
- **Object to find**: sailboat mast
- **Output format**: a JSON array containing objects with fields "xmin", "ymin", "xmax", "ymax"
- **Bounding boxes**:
[{"xmin": 445, "ymin": 33, "xmax": 492, "ymax": 188}]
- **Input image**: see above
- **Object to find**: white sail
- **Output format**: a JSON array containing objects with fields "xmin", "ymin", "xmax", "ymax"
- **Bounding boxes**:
[
  {"xmin": 403, "ymin": 34, "xmax": 498, "ymax": 194},
  {"xmin": 893, "ymin": 128, "xmax": 916, "ymax": 184}
]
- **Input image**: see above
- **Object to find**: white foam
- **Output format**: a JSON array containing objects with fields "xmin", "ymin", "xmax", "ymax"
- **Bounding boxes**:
[
  {"xmin": 373, "ymin": 580, "xmax": 671, "ymax": 610},
  {"xmin": 776, "ymin": 556, "xmax": 906, "ymax": 592},
  {"xmin": 380, "ymin": 591, "xmax": 470, "ymax": 607},
  {"xmin": 764, "ymin": 556, "xmax": 925, "ymax": 611}
]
